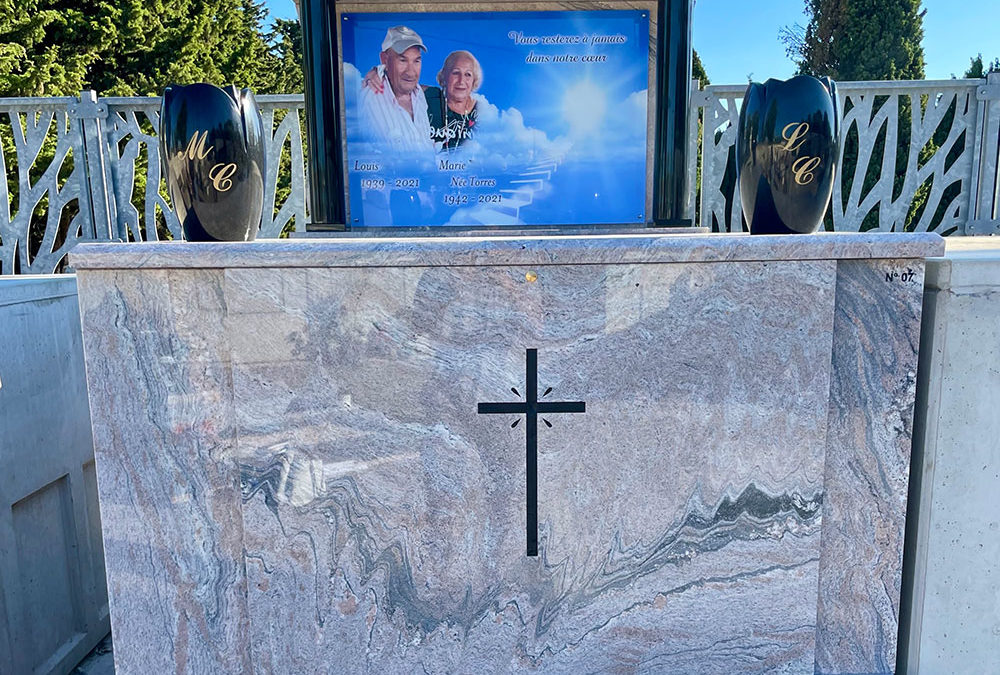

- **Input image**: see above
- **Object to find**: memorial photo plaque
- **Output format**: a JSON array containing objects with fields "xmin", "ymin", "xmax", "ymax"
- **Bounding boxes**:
[
  {"xmin": 299, "ymin": 0, "xmax": 692, "ymax": 230},
  {"xmin": 340, "ymin": 9, "xmax": 650, "ymax": 228}
]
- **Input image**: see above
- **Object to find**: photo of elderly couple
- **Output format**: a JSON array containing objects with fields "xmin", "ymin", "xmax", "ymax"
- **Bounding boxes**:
[
  {"xmin": 342, "ymin": 10, "xmax": 650, "ymax": 228},
  {"xmin": 360, "ymin": 25, "xmax": 481, "ymax": 153}
]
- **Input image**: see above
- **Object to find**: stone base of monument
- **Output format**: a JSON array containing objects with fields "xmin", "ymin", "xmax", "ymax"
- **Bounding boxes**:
[{"xmin": 71, "ymin": 233, "xmax": 942, "ymax": 674}]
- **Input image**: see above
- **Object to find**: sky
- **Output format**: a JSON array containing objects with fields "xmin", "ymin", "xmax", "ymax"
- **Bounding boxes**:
[{"xmin": 263, "ymin": 0, "xmax": 1000, "ymax": 85}]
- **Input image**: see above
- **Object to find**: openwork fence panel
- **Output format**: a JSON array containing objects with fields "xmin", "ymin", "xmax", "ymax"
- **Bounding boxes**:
[
  {"xmin": 0, "ymin": 92, "xmax": 308, "ymax": 274},
  {"xmin": 258, "ymin": 95, "xmax": 308, "ymax": 239},
  {"xmin": 102, "ymin": 97, "xmax": 179, "ymax": 242},
  {"xmin": 0, "ymin": 97, "xmax": 92, "ymax": 275},
  {"xmin": 693, "ymin": 77, "xmax": 1000, "ymax": 234}
]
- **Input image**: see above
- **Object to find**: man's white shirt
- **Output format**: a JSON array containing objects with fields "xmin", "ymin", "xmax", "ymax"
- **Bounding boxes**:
[{"xmin": 359, "ymin": 75, "xmax": 434, "ymax": 154}]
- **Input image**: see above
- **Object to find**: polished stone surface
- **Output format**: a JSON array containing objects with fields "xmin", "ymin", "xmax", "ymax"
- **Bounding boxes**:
[
  {"xmin": 70, "ymin": 232, "xmax": 943, "ymax": 271},
  {"xmin": 816, "ymin": 260, "xmax": 925, "ymax": 674},
  {"xmin": 73, "ymin": 234, "xmax": 939, "ymax": 674},
  {"xmin": 233, "ymin": 262, "xmax": 834, "ymax": 673},
  {"xmin": 77, "ymin": 270, "xmax": 249, "ymax": 674}
]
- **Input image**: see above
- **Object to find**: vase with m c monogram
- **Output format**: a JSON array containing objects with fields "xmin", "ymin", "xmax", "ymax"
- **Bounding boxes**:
[
  {"xmin": 160, "ymin": 83, "xmax": 266, "ymax": 242},
  {"xmin": 737, "ymin": 75, "xmax": 840, "ymax": 234}
]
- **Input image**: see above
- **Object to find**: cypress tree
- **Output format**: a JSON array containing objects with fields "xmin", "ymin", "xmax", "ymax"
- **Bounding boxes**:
[
  {"xmin": 785, "ymin": 0, "xmax": 925, "ymax": 81},
  {"xmin": 962, "ymin": 54, "xmax": 1000, "ymax": 79},
  {"xmin": 781, "ymin": 0, "xmax": 929, "ymax": 232},
  {"xmin": 692, "ymin": 49, "xmax": 709, "ymax": 87}
]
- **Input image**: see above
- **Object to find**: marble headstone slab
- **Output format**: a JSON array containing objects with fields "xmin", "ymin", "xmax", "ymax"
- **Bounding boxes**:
[{"xmin": 71, "ymin": 232, "xmax": 942, "ymax": 674}]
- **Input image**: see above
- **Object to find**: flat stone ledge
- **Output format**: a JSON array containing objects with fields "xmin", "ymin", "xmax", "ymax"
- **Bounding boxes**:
[
  {"xmin": 70, "ymin": 232, "xmax": 944, "ymax": 270},
  {"xmin": 0, "ymin": 274, "xmax": 78, "ymax": 308},
  {"xmin": 925, "ymin": 236, "xmax": 1000, "ymax": 290}
]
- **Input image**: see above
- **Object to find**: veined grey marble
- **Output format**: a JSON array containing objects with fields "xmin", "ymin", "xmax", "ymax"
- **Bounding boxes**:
[
  {"xmin": 70, "ymin": 232, "xmax": 943, "ymax": 271},
  {"xmin": 232, "ymin": 262, "xmax": 833, "ymax": 674},
  {"xmin": 74, "ymin": 234, "xmax": 937, "ymax": 674},
  {"xmin": 816, "ymin": 260, "xmax": 925, "ymax": 675},
  {"xmin": 76, "ymin": 270, "xmax": 250, "ymax": 674}
]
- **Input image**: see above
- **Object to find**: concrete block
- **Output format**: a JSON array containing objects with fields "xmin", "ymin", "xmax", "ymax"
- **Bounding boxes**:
[
  {"xmin": 0, "ymin": 275, "xmax": 110, "ymax": 675},
  {"xmin": 903, "ymin": 237, "xmax": 1000, "ymax": 673}
]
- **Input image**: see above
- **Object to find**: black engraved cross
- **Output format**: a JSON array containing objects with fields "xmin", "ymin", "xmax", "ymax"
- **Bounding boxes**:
[{"xmin": 477, "ymin": 349, "xmax": 586, "ymax": 557}]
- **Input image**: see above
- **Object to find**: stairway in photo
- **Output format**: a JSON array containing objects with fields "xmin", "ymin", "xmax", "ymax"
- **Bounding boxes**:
[{"xmin": 465, "ymin": 154, "xmax": 566, "ymax": 226}]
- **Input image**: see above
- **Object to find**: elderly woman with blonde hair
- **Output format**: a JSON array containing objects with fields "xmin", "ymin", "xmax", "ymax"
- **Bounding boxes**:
[
  {"xmin": 424, "ymin": 50, "xmax": 483, "ymax": 150},
  {"xmin": 363, "ymin": 49, "xmax": 484, "ymax": 151}
]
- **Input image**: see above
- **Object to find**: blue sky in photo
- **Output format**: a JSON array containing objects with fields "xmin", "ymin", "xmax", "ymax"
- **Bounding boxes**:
[
  {"xmin": 342, "ymin": 10, "xmax": 649, "ymax": 136},
  {"xmin": 264, "ymin": 0, "xmax": 1000, "ymax": 84}
]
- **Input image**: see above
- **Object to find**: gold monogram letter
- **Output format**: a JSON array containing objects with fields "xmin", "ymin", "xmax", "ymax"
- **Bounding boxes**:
[
  {"xmin": 209, "ymin": 163, "xmax": 238, "ymax": 192},
  {"xmin": 184, "ymin": 131, "xmax": 214, "ymax": 161},
  {"xmin": 781, "ymin": 122, "xmax": 810, "ymax": 152},
  {"xmin": 792, "ymin": 156, "xmax": 821, "ymax": 185}
]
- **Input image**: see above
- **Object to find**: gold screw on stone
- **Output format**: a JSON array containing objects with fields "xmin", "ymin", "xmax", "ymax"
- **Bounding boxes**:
[{"xmin": 525, "ymin": 271, "xmax": 538, "ymax": 283}]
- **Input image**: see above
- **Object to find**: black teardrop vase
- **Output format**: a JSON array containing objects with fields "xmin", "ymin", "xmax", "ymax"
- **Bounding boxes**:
[
  {"xmin": 160, "ymin": 83, "xmax": 266, "ymax": 241},
  {"xmin": 737, "ymin": 75, "xmax": 840, "ymax": 234}
]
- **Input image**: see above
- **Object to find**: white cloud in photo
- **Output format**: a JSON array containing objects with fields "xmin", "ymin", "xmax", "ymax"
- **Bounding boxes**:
[
  {"xmin": 453, "ymin": 94, "xmax": 571, "ymax": 172},
  {"xmin": 343, "ymin": 62, "xmax": 362, "ymax": 125},
  {"xmin": 564, "ymin": 88, "xmax": 648, "ymax": 161},
  {"xmin": 343, "ymin": 76, "xmax": 646, "ymax": 174}
]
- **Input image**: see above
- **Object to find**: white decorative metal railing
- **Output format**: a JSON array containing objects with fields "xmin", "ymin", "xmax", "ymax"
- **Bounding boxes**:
[
  {"xmin": 689, "ymin": 74, "xmax": 1000, "ymax": 235},
  {"xmin": 1, "ymin": 75, "xmax": 999, "ymax": 274},
  {"xmin": 0, "ymin": 92, "xmax": 306, "ymax": 274},
  {"xmin": 0, "ymin": 96, "xmax": 88, "ymax": 274}
]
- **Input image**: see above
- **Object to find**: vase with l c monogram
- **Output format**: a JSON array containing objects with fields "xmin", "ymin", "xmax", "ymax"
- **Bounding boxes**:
[
  {"xmin": 736, "ymin": 75, "xmax": 840, "ymax": 234},
  {"xmin": 160, "ymin": 83, "xmax": 266, "ymax": 242}
]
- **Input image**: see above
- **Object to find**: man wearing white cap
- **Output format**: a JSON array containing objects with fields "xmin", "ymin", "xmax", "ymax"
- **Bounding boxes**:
[{"xmin": 359, "ymin": 26, "xmax": 435, "ymax": 153}]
